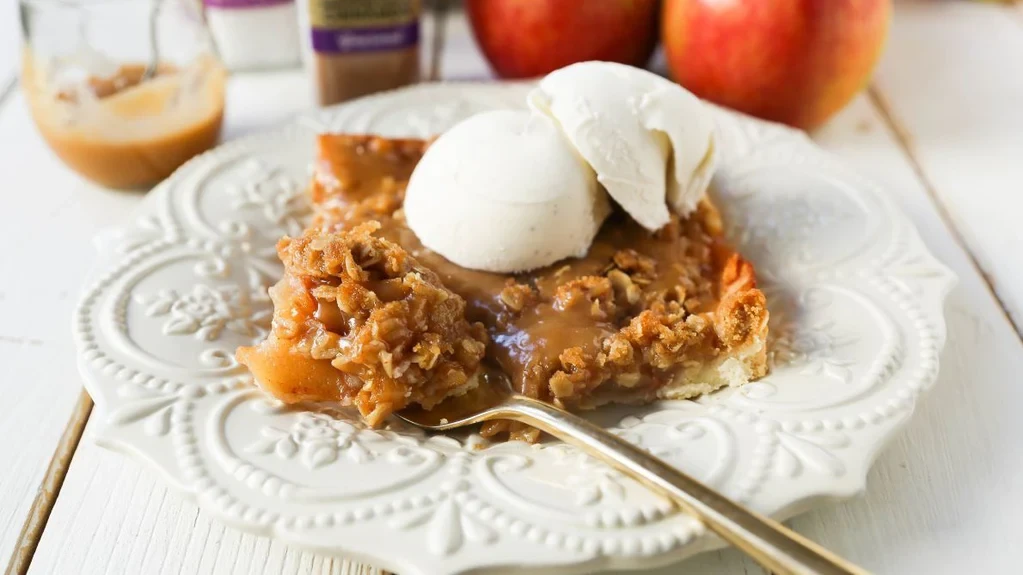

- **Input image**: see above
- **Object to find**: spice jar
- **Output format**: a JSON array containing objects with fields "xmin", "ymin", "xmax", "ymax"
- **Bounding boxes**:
[{"xmin": 297, "ymin": 0, "xmax": 420, "ymax": 106}]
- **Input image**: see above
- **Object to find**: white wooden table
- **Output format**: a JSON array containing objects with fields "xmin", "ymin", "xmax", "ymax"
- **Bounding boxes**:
[{"xmin": 3, "ymin": 2, "xmax": 1023, "ymax": 573}]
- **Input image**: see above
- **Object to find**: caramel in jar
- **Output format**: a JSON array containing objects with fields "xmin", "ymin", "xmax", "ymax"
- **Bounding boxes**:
[{"xmin": 23, "ymin": 55, "xmax": 226, "ymax": 189}]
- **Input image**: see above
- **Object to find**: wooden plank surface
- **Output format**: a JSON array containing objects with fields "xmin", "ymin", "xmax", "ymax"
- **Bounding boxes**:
[
  {"xmin": 0, "ymin": 91, "xmax": 141, "ymax": 567},
  {"xmin": 4, "ymin": 391, "xmax": 91, "ymax": 575},
  {"xmin": 27, "ymin": 428, "xmax": 381, "ymax": 575},
  {"xmin": 872, "ymin": 0, "xmax": 1023, "ymax": 332}
]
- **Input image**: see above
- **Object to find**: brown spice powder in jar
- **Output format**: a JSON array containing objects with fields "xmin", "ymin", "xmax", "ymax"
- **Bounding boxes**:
[{"xmin": 302, "ymin": 0, "xmax": 420, "ymax": 106}]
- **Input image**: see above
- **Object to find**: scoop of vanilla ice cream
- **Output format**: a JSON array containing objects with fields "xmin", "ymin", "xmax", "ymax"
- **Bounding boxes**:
[
  {"xmin": 404, "ymin": 109, "xmax": 610, "ymax": 273},
  {"xmin": 528, "ymin": 61, "xmax": 717, "ymax": 231}
]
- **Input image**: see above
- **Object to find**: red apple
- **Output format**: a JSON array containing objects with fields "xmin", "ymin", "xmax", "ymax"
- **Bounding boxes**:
[
  {"xmin": 662, "ymin": 0, "xmax": 891, "ymax": 130},
  {"xmin": 467, "ymin": 0, "xmax": 659, "ymax": 79}
]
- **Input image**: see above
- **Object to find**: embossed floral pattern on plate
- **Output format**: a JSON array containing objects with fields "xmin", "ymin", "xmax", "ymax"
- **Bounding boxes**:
[{"xmin": 74, "ymin": 84, "xmax": 955, "ymax": 575}]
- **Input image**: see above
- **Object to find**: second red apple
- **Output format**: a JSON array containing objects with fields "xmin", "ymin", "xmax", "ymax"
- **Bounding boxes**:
[{"xmin": 662, "ymin": 0, "xmax": 891, "ymax": 130}]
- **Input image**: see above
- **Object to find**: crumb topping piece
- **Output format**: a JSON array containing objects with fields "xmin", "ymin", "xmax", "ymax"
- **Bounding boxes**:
[{"xmin": 237, "ymin": 221, "xmax": 487, "ymax": 426}]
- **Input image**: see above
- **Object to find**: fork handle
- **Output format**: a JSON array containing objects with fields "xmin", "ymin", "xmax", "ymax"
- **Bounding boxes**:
[{"xmin": 497, "ymin": 395, "xmax": 870, "ymax": 575}]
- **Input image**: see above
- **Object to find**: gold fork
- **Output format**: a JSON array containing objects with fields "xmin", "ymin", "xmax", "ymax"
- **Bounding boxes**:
[{"xmin": 397, "ymin": 380, "xmax": 869, "ymax": 575}]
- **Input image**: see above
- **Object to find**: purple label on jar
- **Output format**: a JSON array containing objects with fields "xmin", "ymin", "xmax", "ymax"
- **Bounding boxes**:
[
  {"xmin": 203, "ymin": 0, "xmax": 292, "ymax": 8},
  {"xmin": 311, "ymin": 21, "xmax": 419, "ymax": 54}
]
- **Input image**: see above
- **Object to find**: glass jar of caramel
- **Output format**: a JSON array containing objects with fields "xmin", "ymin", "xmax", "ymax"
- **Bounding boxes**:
[{"xmin": 20, "ymin": 0, "xmax": 227, "ymax": 190}]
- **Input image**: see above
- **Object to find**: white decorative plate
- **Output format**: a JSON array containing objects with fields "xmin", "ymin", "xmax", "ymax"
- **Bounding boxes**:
[{"xmin": 74, "ymin": 83, "xmax": 955, "ymax": 575}]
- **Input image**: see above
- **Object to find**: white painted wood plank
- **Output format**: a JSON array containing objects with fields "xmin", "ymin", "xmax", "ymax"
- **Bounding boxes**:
[
  {"xmin": 28, "ymin": 429, "xmax": 381, "ymax": 575},
  {"xmin": 872, "ymin": 0, "xmax": 1023, "ymax": 330},
  {"xmin": 0, "ymin": 90, "xmax": 142, "ymax": 566}
]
